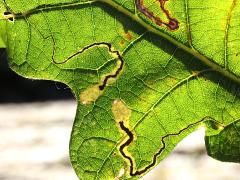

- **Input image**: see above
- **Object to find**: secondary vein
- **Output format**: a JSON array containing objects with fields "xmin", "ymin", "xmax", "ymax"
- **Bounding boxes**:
[
  {"xmin": 3, "ymin": 0, "xmax": 240, "ymax": 84},
  {"xmin": 224, "ymin": 0, "xmax": 237, "ymax": 69}
]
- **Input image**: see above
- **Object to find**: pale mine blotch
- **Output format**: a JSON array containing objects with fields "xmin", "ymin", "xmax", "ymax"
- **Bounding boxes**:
[
  {"xmin": 80, "ymin": 85, "xmax": 102, "ymax": 105},
  {"xmin": 114, "ymin": 168, "xmax": 125, "ymax": 180},
  {"xmin": 112, "ymin": 99, "xmax": 136, "ymax": 177},
  {"xmin": 112, "ymin": 99, "xmax": 132, "ymax": 126},
  {"xmin": 80, "ymin": 55, "xmax": 122, "ymax": 105}
]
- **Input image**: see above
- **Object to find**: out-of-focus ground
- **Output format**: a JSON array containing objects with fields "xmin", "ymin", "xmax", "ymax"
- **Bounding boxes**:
[{"xmin": 0, "ymin": 101, "xmax": 240, "ymax": 180}]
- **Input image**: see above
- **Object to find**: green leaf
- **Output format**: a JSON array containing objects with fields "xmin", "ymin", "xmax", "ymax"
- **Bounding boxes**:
[
  {"xmin": 0, "ymin": 0, "xmax": 240, "ymax": 179},
  {"xmin": 205, "ymin": 119, "xmax": 240, "ymax": 163},
  {"xmin": 0, "ymin": 4, "xmax": 6, "ymax": 48},
  {"xmin": 0, "ymin": 38, "xmax": 5, "ymax": 48}
]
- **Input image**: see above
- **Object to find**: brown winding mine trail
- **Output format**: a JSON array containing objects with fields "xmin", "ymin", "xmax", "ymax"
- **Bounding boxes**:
[
  {"xmin": 119, "ymin": 118, "xmax": 210, "ymax": 176},
  {"xmin": 51, "ymin": 38, "xmax": 124, "ymax": 91},
  {"xmin": 135, "ymin": 0, "xmax": 179, "ymax": 30}
]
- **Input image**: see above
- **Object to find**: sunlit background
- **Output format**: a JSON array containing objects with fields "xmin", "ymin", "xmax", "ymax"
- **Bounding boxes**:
[{"xmin": 0, "ymin": 49, "xmax": 240, "ymax": 180}]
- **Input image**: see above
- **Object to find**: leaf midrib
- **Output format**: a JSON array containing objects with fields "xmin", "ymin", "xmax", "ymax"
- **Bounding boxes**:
[
  {"xmin": 7, "ymin": 0, "xmax": 240, "ymax": 85},
  {"xmin": 104, "ymin": 0, "xmax": 240, "ymax": 84}
]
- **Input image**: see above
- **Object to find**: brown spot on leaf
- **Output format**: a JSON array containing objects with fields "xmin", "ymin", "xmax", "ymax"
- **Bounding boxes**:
[
  {"xmin": 119, "ymin": 39, "xmax": 125, "ymax": 47},
  {"xmin": 125, "ymin": 31, "xmax": 133, "ymax": 41}
]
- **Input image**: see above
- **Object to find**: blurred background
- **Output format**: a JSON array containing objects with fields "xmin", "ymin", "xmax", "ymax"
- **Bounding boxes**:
[{"xmin": 0, "ymin": 49, "xmax": 239, "ymax": 180}]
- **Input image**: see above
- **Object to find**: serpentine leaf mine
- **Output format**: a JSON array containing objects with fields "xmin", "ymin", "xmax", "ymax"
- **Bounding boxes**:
[{"xmin": 135, "ymin": 0, "xmax": 179, "ymax": 30}]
